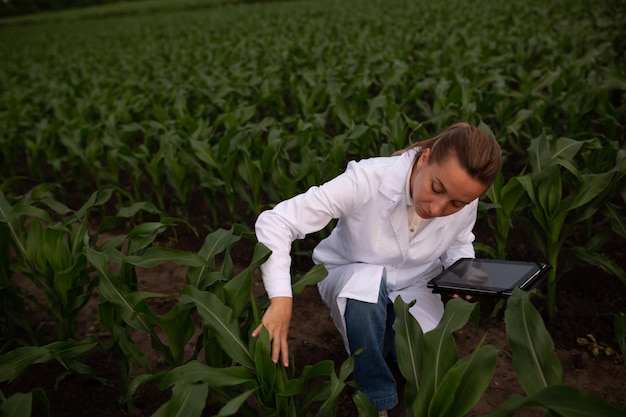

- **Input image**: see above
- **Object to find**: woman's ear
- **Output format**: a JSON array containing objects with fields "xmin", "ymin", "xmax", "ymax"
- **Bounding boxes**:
[{"xmin": 418, "ymin": 148, "xmax": 430, "ymax": 167}]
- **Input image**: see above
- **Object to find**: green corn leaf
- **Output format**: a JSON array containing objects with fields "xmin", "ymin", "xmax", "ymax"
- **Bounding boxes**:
[
  {"xmin": 527, "ymin": 133, "xmax": 548, "ymax": 173},
  {"xmin": 151, "ymin": 382, "xmax": 209, "ymax": 417},
  {"xmin": 427, "ymin": 343, "xmax": 498, "ymax": 417},
  {"xmin": 0, "ymin": 339, "xmax": 97, "ymax": 383},
  {"xmin": 146, "ymin": 304, "xmax": 196, "ymax": 366},
  {"xmin": 526, "ymin": 385, "xmax": 626, "ymax": 417},
  {"xmin": 115, "ymin": 201, "xmax": 161, "ymax": 218},
  {"xmin": 223, "ymin": 266, "xmax": 253, "ymax": 319},
  {"xmin": 333, "ymin": 94, "xmax": 353, "ymax": 128},
  {"xmin": 417, "ymin": 298, "xmax": 478, "ymax": 415},
  {"xmin": 483, "ymin": 385, "xmax": 626, "ymax": 417},
  {"xmin": 187, "ymin": 228, "xmax": 242, "ymax": 288},
  {"xmin": 393, "ymin": 297, "xmax": 423, "ymax": 412},
  {"xmin": 123, "ymin": 247, "xmax": 208, "ymax": 268},
  {"xmin": 86, "ymin": 247, "xmax": 152, "ymax": 333},
  {"xmin": 216, "ymin": 388, "xmax": 258, "ymax": 417},
  {"xmin": 535, "ymin": 165, "xmax": 561, "ymax": 217},
  {"xmin": 158, "ymin": 360, "xmax": 254, "ymax": 388},
  {"xmin": 221, "ymin": 248, "xmax": 235, "ymax": 279},
  {"xmin": 0, "ymin": 191, "xmax": 13, "ymax": 222},
  {"xmin": 569, "ymin": 247, "xmax": 626, "ymax": 285},
  {"xmin": 43, "ymin": 227, "xmax": 71, "ymax": 272},
  {"xmin": 552, "ymin": 137, "xmax": 585, "ymax": 162},
  {"xmin": 178, "ymin": 285, "xmax": 253, "ymax": 368},
  {"xmin": 126, "ymin": 222, "xmax": 169, "ymax": 254},
  {"xmin": 563, "ymin": 172, "xmax": 614, "ymax": 211},
  {"xmin": 500, "ymin": 175, "xmax": 528, "ymax": 215},
  {"xmin": 224, "ymin": 242, "xmax": 271, "ymax": 317},
  {"xmin": 0, "ymin": 346, "xmax": 50, "ymax": 383},
  {"xmin": 291, "ymin": 263, "xmax": 328, "ymax": 297},
  {"xmin": 353, "ymin": 390, "xmax": 378, "ymax": 417},
  {"xmin": 73, "ymin": 187, "xmax": 115, "ymax": 219},
  {"xmin": 0, "ymin": 389, "xmax": 49, "ymax": 417},
  {"xmin": 480, "ymin": 393, "xmax": 530, "ymax": 417},
  {"xmin": 280, "ymin": 360, "xmax": 335, "ymax": 396},
  {"xmin": 603, "ymin": 203, "xmax": 626, "ymax": 239},
  {"xmin": 3, "ymin": 203, "xmax": 51, "ymax": 223},
  {"xmin": 505, "ymin": 288, "xmax": 563, "ymax": 395},
  {"xmin": 252, "ymin": 326, "xmax": 277, "ymax": 402}
]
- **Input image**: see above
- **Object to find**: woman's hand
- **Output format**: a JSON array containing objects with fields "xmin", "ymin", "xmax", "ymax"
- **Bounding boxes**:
[{"xmin": 252, "ymin": 296, "xmax": 293, "ymax": 367}]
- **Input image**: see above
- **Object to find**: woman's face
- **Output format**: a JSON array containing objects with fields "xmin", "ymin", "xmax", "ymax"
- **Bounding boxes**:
[{"xmin": 410, "ymin": 149, "xmax": 487, "ymax": 219}]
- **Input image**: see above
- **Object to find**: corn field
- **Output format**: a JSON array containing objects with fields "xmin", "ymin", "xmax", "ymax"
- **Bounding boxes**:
[{"xmin": 1, "ymin": 0, "xmax": 625, "ymax": 415}]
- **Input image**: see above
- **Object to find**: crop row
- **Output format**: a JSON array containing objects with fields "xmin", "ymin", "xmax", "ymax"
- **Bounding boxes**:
[
  {"xmin": 0, "ymin": 0, "xmax": 625, "ymax": 414},
  {"xmin": 1, "ymin": 191, "xmax": 623, "ymax": 415},
  {"xmin": 1, "ymin": 0, "xmax": 624, "ymax": 313}
]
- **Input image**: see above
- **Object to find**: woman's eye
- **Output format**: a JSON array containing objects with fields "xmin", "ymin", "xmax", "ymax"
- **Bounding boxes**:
[{"xmin": 432, "ymin": 184, "xmax": 443, "ymax": 194}]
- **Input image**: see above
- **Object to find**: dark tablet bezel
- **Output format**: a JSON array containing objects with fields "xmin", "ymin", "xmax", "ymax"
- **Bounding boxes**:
[{"xmin": 426, "ymin": 258, "xmax": 551, "ymax": 297}]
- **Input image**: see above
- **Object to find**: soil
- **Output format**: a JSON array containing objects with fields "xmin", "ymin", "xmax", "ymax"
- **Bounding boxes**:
[{"xmin": 2, "ymin": 227, "xmax": 626, "ymax": 417}]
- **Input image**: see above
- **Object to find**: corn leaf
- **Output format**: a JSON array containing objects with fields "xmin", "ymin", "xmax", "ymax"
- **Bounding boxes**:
[
  {"xmin": 124, "ymin": 247, "xmax": 207, "ymax": 268},
  {"xmin": 187, "ymin": 228, "xmax": 241, "ymax": 288},
  {"xmin": 427, "ymin": 343, "xmax": 498, "ymax": 417},
  {"xmin": 0, "ymin": 389, "xmax": 49, "ymax": 417},
  {"xmin": 0, "ymin": 339, "xmax": 96, "ymax": 383},
  {"xmin": 484, "ymin": 385, "xmax": 626, "ymax": 417},
  {"xmin": 151, "ymin": 381, "xmax": 208, "ymax": 417},
  {"xmin": 505, "ymin": 288, "xmax": 563, "ymax": 394},
  {"xmin": 158, "ymin": 360, "xmax": 254, "ymax": 388},
  {"xmin": 178, "ymin": 285, "xmax": 253, "ymax": 368}
]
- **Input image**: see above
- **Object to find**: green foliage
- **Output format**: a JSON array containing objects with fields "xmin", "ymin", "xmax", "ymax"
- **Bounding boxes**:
[
  {"xmin": 481, "ymin": 130, "xmax": 625, "ymax": 319},
  {"xmin": 393, "ymin": 297, "xmax": 497, "ymax": 417},
  {"xmin": 393, "ymin": 290, "xmax": 626, "ymax": 417},
  {"xmin": 0, "ymin": 184, "xmax": 116, "ymax": 341},
  {"xmin": 481, "ymin": 289, "xmax": 625, "ymax": 417},
  {"xmin": 0, "ymin": 338, "xmax": 97, "ymax": 417},
  {"xmin": 1, "ymin": 0, "xmax": 625, "ymax": 414},
  {"xmin": 0, "ymin": 389, "xmax": 49, "ymax": 417}
]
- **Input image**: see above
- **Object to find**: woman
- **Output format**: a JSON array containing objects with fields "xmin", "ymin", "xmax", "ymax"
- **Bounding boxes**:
[{"xmin": 253, "ymin": 122, "xmax": 501, "ymax": 415}]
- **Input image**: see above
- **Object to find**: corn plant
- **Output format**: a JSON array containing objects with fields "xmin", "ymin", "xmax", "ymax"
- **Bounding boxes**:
[
  {"xmin": 0, "ymin": 219, "xmax": 36, "ymax": 350},
  {"xmin": 514, "ymin": 131, "xmax": 618, "ymax": 319},
  {"xmin": 393, "ymin": 289, "xmax": 625, "ymax": 417},
  {"xmin": 482, "ymin": 289, "xmax": 625, "ymax": 417},
  {"xmin": 0, "ymin": 184, "xmax": 119, "ymax": 341},
  {"xmin": 2, "ymin": 0, "xmax": 624, "ymax": 226},
  {"xmin": 125, "ymin": 226, "xmax": 364, "ymax": 416},
  {"xmin": 85, "ymin": 218, "xmax": 209, "ymax": 384},
  {"xmin": 392, "ymin": 297, "xmax": 497, "ymax": 417},
  {"xmin": 478, "ymin": 170, "xmax": 529, "ymax": 260},
  {"xmin": 0, "ymin": 338, "xmax": 97, "ymax": 417}
]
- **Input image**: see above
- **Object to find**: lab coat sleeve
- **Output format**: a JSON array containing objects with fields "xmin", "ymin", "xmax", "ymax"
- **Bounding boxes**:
[
  {"xmin": 255, "ymin": 162, "xmax": 367, "ymax": 298},
  {"xmin": 439, "ymin": 200, "xmax": 478, "ymax": 268}
]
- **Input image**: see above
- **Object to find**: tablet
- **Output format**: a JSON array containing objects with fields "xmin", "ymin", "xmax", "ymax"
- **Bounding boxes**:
[{"xmin": 427, "ymin": 258, "xmax": 551, "ymax": 297}]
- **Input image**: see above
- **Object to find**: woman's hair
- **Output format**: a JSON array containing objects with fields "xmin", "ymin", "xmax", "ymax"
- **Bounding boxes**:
[{"xmin": 394, "ymin": 122, "xmax": 502, "ymax": 186}]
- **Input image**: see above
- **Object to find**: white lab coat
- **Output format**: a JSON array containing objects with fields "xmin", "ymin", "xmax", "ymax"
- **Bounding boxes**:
[{"xmin": 255, "ymin": 149, "xmax": 477, "ymax": 351}]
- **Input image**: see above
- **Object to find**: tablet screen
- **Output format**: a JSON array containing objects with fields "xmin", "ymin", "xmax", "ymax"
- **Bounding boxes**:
[{"xmin": 428, "ymin": 258, "xmax": 549, "ymax": 296}]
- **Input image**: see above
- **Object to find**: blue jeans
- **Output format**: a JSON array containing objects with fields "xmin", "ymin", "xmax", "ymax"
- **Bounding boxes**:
[{"xmin": 344, "ymin": 279, "xmax": 398, "ymax": 411}]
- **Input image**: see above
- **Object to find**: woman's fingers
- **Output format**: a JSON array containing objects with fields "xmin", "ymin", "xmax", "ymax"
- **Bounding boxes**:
[{"xmin": 252, "ymin": 296, "xmax": 293, "ymax": 367}]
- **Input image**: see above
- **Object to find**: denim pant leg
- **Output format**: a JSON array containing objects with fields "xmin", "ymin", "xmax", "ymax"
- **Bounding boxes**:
[{"xmin": 344, "ymin": 281, "xmax": 398, "ymax": 411}]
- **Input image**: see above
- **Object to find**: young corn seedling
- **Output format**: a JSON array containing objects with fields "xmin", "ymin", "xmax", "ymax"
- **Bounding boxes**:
[
  {"xmin": 393, "ymin": 297, "xmax": 497, "ymax": 417},
  {"xmin": 515, "ymin": 132, "xmax": 615, "ymax": 319},
  {"xmin": 0, "ymin": 184, "xmax": 117, "ymax": 341}
]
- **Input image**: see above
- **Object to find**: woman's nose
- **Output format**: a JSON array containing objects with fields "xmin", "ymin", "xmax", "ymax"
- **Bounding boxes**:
[{"xmin": 429, "ymin": 199, "xmax": 447, "ymax": 217}]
